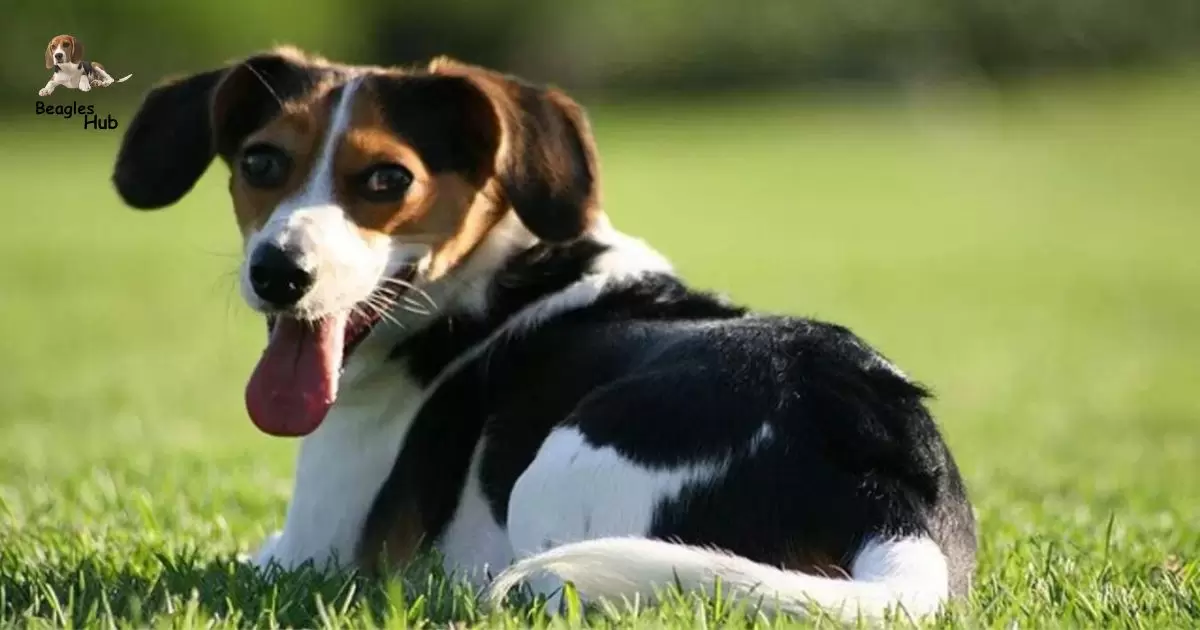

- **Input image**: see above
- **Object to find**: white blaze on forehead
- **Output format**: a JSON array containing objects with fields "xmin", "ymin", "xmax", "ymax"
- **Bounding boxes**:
[
  {"xmin": 239, "ymin": 76, "xmax": 391, "ymax": 319},
  {"xmin": 295, "ymin": 76, "xmax": 364, "ymax": 205}
]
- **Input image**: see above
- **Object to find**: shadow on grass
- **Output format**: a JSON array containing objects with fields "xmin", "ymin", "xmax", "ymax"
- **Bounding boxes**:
[{"xmin": 0, "ymin": 551, "xmax": 499, "ymax": 627}]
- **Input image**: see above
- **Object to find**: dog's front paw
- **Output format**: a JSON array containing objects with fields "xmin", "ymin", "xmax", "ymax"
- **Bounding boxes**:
[{"xmin": 38, "ymin": 88, "xmax": 51, "ymax": 96}]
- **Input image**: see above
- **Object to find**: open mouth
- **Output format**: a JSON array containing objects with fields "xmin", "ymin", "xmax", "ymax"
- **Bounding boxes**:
[{"xmin": 244, "ymin": 265, "xmax": 418, "ymax": 438}]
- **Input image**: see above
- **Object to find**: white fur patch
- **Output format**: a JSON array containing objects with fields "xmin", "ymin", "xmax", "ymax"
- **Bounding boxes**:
[
  {"xmin": 40, "ymin": 61, "xmax": 91, "ymax": 95},
  {"xmin": 503, "ymin": 220, "xmax": 673, "ymax": 340},
  {"xmin": 588, "ymin": 217, "xmax": 674, "ymax": 278},
  {"xmin": 436, "ymin": 439, "xmax": 515, "ymax": 587},
  {"xmin": 506, "ymin": 427, "xmax": 728, "ymax": 561},
  {"xmin": 850, "ymin": 536, "xmax": 949, "ymax": 615},
  {"xmin": 239, "ymin": 77, "xmax": 390, "ymax": 321},
  {"xmin": 252, "ymin": 211, "xmax": 681, "ymax": 577},
  {"xmin": 253, "ymin": 367, "xmax": 423, "ymax": 571},
  {"xmin": 488, "ymin": 535, "xmax": 951, "ymax": 623},
  {"xmin": 251, "ymin": 217, "xmax": 587, "ymax": 571}
]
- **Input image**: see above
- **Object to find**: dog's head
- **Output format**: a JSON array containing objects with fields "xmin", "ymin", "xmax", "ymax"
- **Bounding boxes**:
[
  {"xmin": 46, "ymin": 34, "xmax": 82, "ymax": 69},
  {"xmin": 112, "ymin": 47, "xmax": 602, "ymax": 437}
]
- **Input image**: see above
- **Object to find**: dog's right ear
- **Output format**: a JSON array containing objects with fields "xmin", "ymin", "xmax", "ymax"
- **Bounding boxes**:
[
  {"xmin": 44, "ymin": 40, "xmax": 54, "ymax": 70},
  {"xmin": 112, "ymin": 49, "xmax": 328, "ymax": 210},
  {"xmin": 67, "ymin": 36, "xmax": 84, "ymax": 64}
]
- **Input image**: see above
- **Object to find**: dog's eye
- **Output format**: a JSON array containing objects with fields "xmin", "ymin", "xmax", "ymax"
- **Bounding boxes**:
[
  {"xmin": 62, "ymin": 42, "xmax": 70, "ymax": 48},
  {"xmin": 358, "ymin": 164, "xmax": 413, "ymax": 203},
  {"xmin": 239, "ymin": 145, "xmax": 291, "ymax": 189}
]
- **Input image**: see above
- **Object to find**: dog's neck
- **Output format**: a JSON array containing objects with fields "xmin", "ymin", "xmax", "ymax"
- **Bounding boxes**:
[
  {"xmin": 266, "ymin": 212, "xmax": 674, "ymax": 570},
  {"xmin": 53, "ymin": 61, "xmax": 84, "ymax": 75},
  {"xmin": 340, "ymin": 211, "xmax": 673, "ymax": 389}
]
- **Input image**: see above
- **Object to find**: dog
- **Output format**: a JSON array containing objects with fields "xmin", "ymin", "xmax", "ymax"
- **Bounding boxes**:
[
  {"xmin": 110, "ymin": 46, "xmax": 977, "ymax": 623},
  {"xmin": 40, "ymin": 34, "xmax": 131, "ymax": 96}
]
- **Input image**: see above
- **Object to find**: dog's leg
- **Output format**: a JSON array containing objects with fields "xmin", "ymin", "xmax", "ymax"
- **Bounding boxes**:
[
  {"xmin": 245, "ymin": 384, "xmax": 417, "ymax": 576},
  {"xmin": 94, "ymin": 67, "xmax": 115, "ymax": 87},
  {"xmin": 78, "ymin": 77, "xmax": 91, "ymax": 93},
  {"xmin": 499, "ymin": 424, "xmax": 736, "ymax": 614},
  {"xmin": 502, "ymin": 426, "xmax": 689, "ymax": 612},
  {"xmin": 38, "ymin": 80, "xmax": 56, "ymax": 97}
]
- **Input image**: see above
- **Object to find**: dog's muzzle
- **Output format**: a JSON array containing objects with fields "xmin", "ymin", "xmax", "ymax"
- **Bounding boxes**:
[{"xmin": 248, "ymin": 244, "xmax": 315, "ymax": 309}]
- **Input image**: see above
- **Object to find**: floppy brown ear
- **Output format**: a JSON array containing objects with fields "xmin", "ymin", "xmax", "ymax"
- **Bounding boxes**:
[
  {"xmin": 69, "ymin": 36, "xmax": 83, "ymax": 63},
  {"xmin": 430, "ymin": 58, "xmax": 600, "ymax": 242},
  {"xmin": 44, "ymin": 40, "xmax": 53, "ymax": 69},
  {"xmin": 112, "ymin": 50, "xmax": 330, "ymax": 210}
]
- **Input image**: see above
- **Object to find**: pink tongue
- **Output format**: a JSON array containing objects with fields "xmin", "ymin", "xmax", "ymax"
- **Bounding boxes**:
[{"xmin": 245, "ymin": 315, "xmax": 344, "ymax": 437}]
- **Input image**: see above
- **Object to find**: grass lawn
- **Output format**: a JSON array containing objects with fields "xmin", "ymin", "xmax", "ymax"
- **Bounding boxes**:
[{"xmin": 1, "ymin": 67, "xmax": 1198, "ymax": 628}]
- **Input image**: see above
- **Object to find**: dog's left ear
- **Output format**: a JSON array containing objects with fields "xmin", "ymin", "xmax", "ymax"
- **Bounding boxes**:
[
  {"xmin": 68, "ymin": 36, "xmax": 83, "ymax": 64},
  {"xmin": 113, "ymin": 49, "xmax": 326, "ymax": 210},
  {"xmin": 428, "ymin": 58, "xmax": 601, "ymax": 243}
]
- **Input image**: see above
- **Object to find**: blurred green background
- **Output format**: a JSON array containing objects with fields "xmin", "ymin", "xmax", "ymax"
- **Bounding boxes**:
[
  {"xmin": 1, "ymin": 1, "xmax": 1199, "ymax": 626},
  {"xmin": 4, "ymin": 0, "xmax": 1200, "ymax": 104}
]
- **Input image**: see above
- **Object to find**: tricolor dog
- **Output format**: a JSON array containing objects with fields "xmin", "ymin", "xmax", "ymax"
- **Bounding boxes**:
[
  {"xmin": 111, "ymin": 47, "xmax": 976, "ymax": 623},
  {"xmin": 40, "ymin": 34, "xmax": 131, "ymax": 97}
]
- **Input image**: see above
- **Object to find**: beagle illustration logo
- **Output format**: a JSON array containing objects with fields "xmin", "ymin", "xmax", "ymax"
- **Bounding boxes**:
[{"xmin": 39, "ymin": 34, "xmax": 131, "ymax": 97}]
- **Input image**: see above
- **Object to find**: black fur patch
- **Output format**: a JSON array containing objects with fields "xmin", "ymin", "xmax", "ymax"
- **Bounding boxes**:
[
  {"xmin": 364, "ymin": 239, "xmax": 975, "ymax": 596},
  {"xmin": 498, "ymin": 84, "xmax": 596, "ymax": 242},
  {"xmin": 390, "ymin": 238, "xmax": 611, "ymax": 384},
  {"xmin": 112, "ymin": 53, "xmax": 335, "ymax": 210},
  {"xmin": 368, "ymin": 74, "xmax": 500, "ymax": 186}
]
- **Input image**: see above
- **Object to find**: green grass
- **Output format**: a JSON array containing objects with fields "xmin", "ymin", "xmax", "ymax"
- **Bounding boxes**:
[{"xmin": 2, "ymin": 67, "xmax": 1199, "ymax": 628}]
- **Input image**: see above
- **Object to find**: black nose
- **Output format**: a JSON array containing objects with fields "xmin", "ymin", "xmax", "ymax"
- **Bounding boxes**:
[
  {"xmin": 249, "ymin": 244, "xmax": 314, "ymax": 308},
  {"xmin": 54, "ymin": 53, "xmax": 64, "ymax": 61}
]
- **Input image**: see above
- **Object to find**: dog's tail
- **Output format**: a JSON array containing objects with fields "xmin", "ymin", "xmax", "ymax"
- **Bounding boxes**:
[
  {"xmin": 115, "ymin": 74, "xmax": 133, "ymax": 83},
  {"xmin": 487, "ymin": 536, "xmax": 950, "ymax": 623}
]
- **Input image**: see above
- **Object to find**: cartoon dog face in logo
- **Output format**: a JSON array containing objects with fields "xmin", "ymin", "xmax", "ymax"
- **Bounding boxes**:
[{"xmin": 40, "ymin": 34, "xmax": 132, "ymax": 97}]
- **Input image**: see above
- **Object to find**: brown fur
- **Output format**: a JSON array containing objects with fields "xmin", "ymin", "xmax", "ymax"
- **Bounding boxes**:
[
  {"xmin": 112, "ymin": 46, "xmax": 608, "ymax": 571},
  {"xmin": 342, "ymin": 85, "xmax": 507, "ymax": 281},
  {"xmin": 44, "ymin": 35, "xmax": 110, "ymax": 85},
  {"xmin": 220, "ymin": 70, "xmax": 504, "ymax": 271},
  {"xmin": 45, "ymin": 35, "xmax": 83, "ymax": 69},
  {"xmin": 780, "ymin": 546, "xmax": 851, "ymax": 580},
  {"xmin": 212, "ymin": 50, "xmax": 594, "ymax": 278},
  {"xmin": 357, "ymin": 498, "xmax": 426, "ymax": 572},
  {"xmin": 228, "ymin": 88, "xmax": 341, "ymax": 237},
  {"xmin": 428, "ymin": 57, "xmax": 602, "ymax": 241}
]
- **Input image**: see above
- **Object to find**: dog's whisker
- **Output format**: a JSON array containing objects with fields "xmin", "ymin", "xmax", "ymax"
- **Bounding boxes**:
[
  {"xmin": 363, "ymin": 292, "xmax": 398, "ymax": 314},
  {"xmin": 400, "ymin": 306, "xmax": 432, "ymax": 318},
  {"xmin": 399, "ymin": 303, "xmax": 433, "ymax": 317},
  {"xmin": 367, "ymin": 299, "xmax": 403, "ymax": 322},
  {"xmin": 362, "ymin": 297, "xmax": 405, "ymax": 329},
  {"xmin": 381, "ymin": 298, "xmax": 431, "ymax": 319},
  {"xmin": 368, "ymin": 287, "xmax": 432, "ymax": 319},
  {"xmin": 377, "ymin": 289, "xmax": 430, "ymax": 314},
  {"xmin": 394, "ymin": 282, "xmax": 438, "ymax": 311},
  {"xmin": 238, "ymin": 61, "xmax": 286, "ymax": 109},
  {"xmin": 402, "ymin": 295, "xmax": 431, "ymax": 312},
  {"xmin": 378, "ymin": 276, "xmax": 436, "ymax": 307},
  {"xmin": 373, "ymin": 286, "xmax": 403, "ymax": 301}
]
